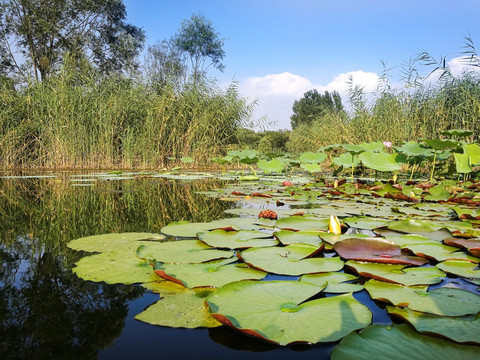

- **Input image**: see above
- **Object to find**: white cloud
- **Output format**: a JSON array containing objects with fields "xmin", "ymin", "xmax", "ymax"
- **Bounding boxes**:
[{"xmin": 239, "ymin": 70, "xmax": 380, "ymax": 130}]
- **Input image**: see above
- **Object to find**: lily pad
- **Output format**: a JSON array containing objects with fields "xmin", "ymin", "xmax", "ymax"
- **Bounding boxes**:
[
  {"xmin": 346, "ymin": 260, "xmax": 445, "ymax": 285},
  {"xmin": 436, "ymin": 260, "xmax": 480, "ymax": 280},
  {"xmin": 67, "ymin": 232, "xmax": 165, "ymax": 253},
  {"xmin": 257, "ymin": 159, "xmax": 285, "ymax": 173},
  {"xmin": 383, "ymin": 234, "xmax": 438, "ymax": 247},
  {"xmin": 239, "ymin": 244, "xmax": 343, "ymax": 276},
  {"xmin": 343, "ymin": 217, "xmax": 390, "ymax": 230},
  {"xmin": 206, "ymin": 280, "xmax": 372, "ymax": 345},
  {"xmin": 319, "ymin": 233, "xmax": 370, "ymax": 246},
  {"xmin": 275, "ymin": 215, "xmax": 330, "ymax": 231},
  {"xmin": 300, "ymin": 272, "xmax": 364, "ymax": 293},
  {"xmin": 136, "ymin": 240, "xmax": 234, "ymax": 263},
  {"xmin": 388, "ymin": 306, "xmax": 480, "ymax": 344},
  {"xmin": 153, "ymin": 258, "xmax": 267, "ymax": 288},
  {"xmin": 273, "ymin": 230, "xmax": 324, "ymax": 246},
  {"xmin": 444, "ymin": 238, "xmax": 480, "ymax": 257},
  {"xmin": 72, "ymin": 251, "xmax": 159, "ymax": 285},
  {"xmin": 331, "ymin": 323, "xmax": 480, "ymax": 360},
  {"xmin": 333, "ymin": 238, "xmax": 429, "ymax": 266},
  {"xmin": 365, "ymin": 279, "xmax": 480, "ymax": 316},
  {"xmin": 135, "ymin": 287, "xmax": 221, "ymax": 328},
  {"xmin": 198, "ymin": 229, "xmax": 277, "ymax": 249},
  {"xmin": 160, "ymin": 221, "xmax": 219, "ymax": 238},
  {"xmin": 402, "ymin": 242, "xmax": 479, "ymax": 262}
]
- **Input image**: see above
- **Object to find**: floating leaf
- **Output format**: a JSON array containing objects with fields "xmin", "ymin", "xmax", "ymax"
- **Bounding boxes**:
[
  {"xmin": 136, "ymin": 240, "xmax": 233, "ymax": 263},
  {"xmin": 346, "ymin": 260, "xmax": 445, "ymax": 285},
  {"xmin": 239, "ymin": 244, "xmax": 343, "ymax": 276},
  {"xmin": 153, "ymin": 258, "xmax": 266, "ymax": 288},
  {"xmin": 444, "ymin": 238, "xmax": 480, "ymax": 257},
  {"xmin": 365, "ymin": 279, "xmax": 480, "ymax": 316},
  {"xmin": 273, "ymin": 230, "xmax": 324, "ymax": 246},
  {"xmin": 300, "ymin": 272, "xmax": 364, "ymax": 293},
  {"xmin": 387, "ymin": 306, "xmax": 480, "ymax": 344},
  {"xmin": 257, "ymin": 159, "xmax": 285, "ymax": 173},
  {"xmin": 383, "ymin": 234, "xmax": 438, "ymax": 247},
  {"xmin": 331, "ymin": 324, "xmax": 480, "ymax": 360},
  {"xmin": 72, "ymin": 251, "xmax": 159, "ymax": 285},
  {"xmin": 300, "ymin": 163, "xmax": 322, "ymax": 173},
  {"xmin": 67, "ymin": 232, "xmax": 165, "ymax": 253},
  {"xmin": 206, "ymin": 280, "xmax": 372, "ymax": 345},
  {"xmin": 198, "ymin": 229, "xmax": 277, "ymax": 249},
  {"xmin": 436, "ymin": 260, "xmax": 480, "ymax": 280},
  {"xmin": 319, "ymin": 233, "xmax": 370, "ymax": 246},
  {"xmin": 161, "ymin": 221, "xmax": 216, "ymax": 238},
  {"xmin": 343, "ymin": 217, "xmax": 390, "ymax": 230},
  {"xmin": 135, "ymin": 287, "xmax": 221, "ymax": 328},
  {"xmin": 334, "ymin": 238, "xmax": 428, "ymax": 266},
  {"xmin": 275, "ymin": 215, "xmax": 330, "ymax": 231},
  {"xmin": 402, "ymin": 242, "xmax": 478, "ymax": 262}
]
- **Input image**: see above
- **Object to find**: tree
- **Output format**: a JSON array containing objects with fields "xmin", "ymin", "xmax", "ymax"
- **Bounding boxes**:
[
  {"xmin": 0, "ymin": 0, "xmax": 145, "ymax": 82},
  {"xmin": 290, "ymin": 89, "xmax": 344, "ymax": 129},
  {"xmin": 143, "ymin": 39, "xmax": 186, "ymax": 92},
  {"xmin": 173, "ymin": 13, "xmax": 225, "ymax": 85}
]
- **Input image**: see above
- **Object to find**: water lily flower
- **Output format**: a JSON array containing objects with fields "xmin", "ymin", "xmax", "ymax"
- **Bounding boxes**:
[
  {"xmin": 328, "ymin": 215, "xmax": 342, "ymax": 235},
  {"xmin": 383, "ymin": 141, "xmax": 392, "ymax": 148}
]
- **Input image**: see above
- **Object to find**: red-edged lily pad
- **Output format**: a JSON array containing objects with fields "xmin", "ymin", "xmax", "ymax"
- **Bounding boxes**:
[
  {"xmin": 334, "ymin": 238, "xmax": 428, "ymax": 265},
  {"xmin": 444, "ymin": 238, "xmax": 480, "ymax": 258}
]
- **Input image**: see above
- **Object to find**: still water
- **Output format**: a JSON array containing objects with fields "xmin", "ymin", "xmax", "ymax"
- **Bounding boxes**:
[{"xmin": 0, "ymin": 173, "xmax": 388, "ymax": 360}]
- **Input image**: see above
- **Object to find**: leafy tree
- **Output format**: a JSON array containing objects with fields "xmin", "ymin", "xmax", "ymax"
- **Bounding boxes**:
[
  {"xmin": 143, "ymin": 39, "xmax": 186, "ymax": 92},
  {"xmin": 290, "ymin": 89, "xmax": 345, "ymax": 129},
  {"xmin": 0, "ymin": 0, "xmax": 145, "ymax": 82},
  {"xmin": 173, "ymin": 13, "xmax": 225, "ymax": 85}
]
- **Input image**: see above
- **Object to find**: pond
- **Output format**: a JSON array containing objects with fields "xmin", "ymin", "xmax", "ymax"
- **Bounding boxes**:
[{"xmin": 1, "ymin": 171, "xmax": 479, "ymax": 359}]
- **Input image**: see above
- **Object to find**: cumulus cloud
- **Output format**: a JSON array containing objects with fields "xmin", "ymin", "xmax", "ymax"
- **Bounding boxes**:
[{"xmin": 239, "ymin": 70, "xmax": 380, "ymax": 130}]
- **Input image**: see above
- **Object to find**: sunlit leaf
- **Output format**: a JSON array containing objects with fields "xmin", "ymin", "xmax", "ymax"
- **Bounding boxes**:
[
  {"xmin": 198, "ymin": 229, "xmax": 277, "ymax": 249},
  {"xmin": 206, "ymin": 280, "xmax": 372, "ymax": 345},
  {"xmin": 67, "ymin": 232, "xmax": 165, "ymax": 253},
  {"xmin": 359, "ymin": 151, "xmax": 403, "ymax": 172},
  {"xmin": 273, "ymin": 230, "xmax": 324, "ymax": 246},
  {"xmin": 299, "ymin": 152, "xmax": 327, "ymax": 164},
  {"xmin": 300, "ymin": 272, "xmax": 364, "ymax": 293},
  {"xmin": 436, "ymin": 260, "xmax": 480, "ymax": 280},
  {"xmin": 275, "ymin": 215, "xmax": 330, "ymax": 231}
]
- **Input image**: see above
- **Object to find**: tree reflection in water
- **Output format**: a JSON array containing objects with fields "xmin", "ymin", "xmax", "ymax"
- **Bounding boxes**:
[{"xmin": 0, "ymin": 174, "xmax": 232, "ymax": 360}]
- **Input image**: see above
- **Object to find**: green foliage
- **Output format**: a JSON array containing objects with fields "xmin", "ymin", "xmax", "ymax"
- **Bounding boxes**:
[
  {"xmin": 290, "ymin": 89, "xmax": 345, "ymax": 129},
  {"xmin": 0, "ymin": 0, "xmax": 145, "ymax": 81}
]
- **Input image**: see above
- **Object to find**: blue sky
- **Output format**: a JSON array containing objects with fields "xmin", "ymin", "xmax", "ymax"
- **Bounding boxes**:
[{"xmin": 123, "ymin": 0, "xmax": 480, "ymax": 130}]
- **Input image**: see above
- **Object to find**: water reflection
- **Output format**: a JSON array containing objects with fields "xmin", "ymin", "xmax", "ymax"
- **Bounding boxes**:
[{"xmin": 0, "ymin": 174, "xmax": 232, "ymax": 360}]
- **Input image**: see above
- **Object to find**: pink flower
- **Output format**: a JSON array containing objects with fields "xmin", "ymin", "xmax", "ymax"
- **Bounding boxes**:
[{"xmin": 383, "ymin": 141, "xmax": 392, "ymax": 148}]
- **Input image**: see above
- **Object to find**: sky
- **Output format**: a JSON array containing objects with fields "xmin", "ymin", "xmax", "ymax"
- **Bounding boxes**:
[{"xmin": 122, "ymin": 0, "xmax": 480, "ymax": 130}]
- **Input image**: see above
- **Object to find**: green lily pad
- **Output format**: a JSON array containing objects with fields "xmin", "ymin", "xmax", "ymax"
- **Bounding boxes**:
[
  {"xmin": 300, "ymin": 272, "xmax": 364, "ymax": 293},
  {"xmin": 319, "ymin": 233, "xmax": 370, "ymax": 246},
  {"xmin": 72, "ymin": 251, "xmax": 159, "ymax": 285},
  {"xmin": 136, "ymin": 240, "xmax": 234, "ymax": 263},
  {"xmin": 197, "ymin": 229, "xmax": 277, "ymax": 249},
  {"xmin": 346, "ymin": 260, "xmax": 445, "ymax": 285},
  {"xmin": 332, "ymin": 153, "xmax": 360, "ymax": 168},
  {"xmin": 452, "ymin": 207, "xmax": 480, "ymax": 220},
  {"xmin": 359, "ymin": 151, "xmax": 403, "ymax": 172},
  {"xmin": 388, "ymin": 306, "xmax": 480, "ymax": 344},
  {"xmin": 395, "ymin": 141, "xmax": 433, "ymax": 157},
  {"xmin": 383, "ymin": 234, "xmax": 438, "ymax": 247},
  {"xmin": 153, "ymin": 258, "xmax": 267, "ymax": 288},
  {"xmin": 455, "ymin": 152, "xmax": 472, "ymax": 174},
  {"xmin": 464, "ymin": 143, "xmax": 480, "ymax": 165},
  {"xmin": 273, "ymin": 230, "xmax": 324, "ymax": 246},
  {"xmin": 331, "ymin": 324, "xmax": 480, "ymax": 360},
  {"xmin": 299, "ymin": 152, "xmax": 327, "ymax": 164},
  {"xmin": 402, "ymin": 242, "xmax": 479, "ymax": 262},
  {"xmin": 161, "ymin": 221, "xmax": 217, "ymax": 238},
  {"xmin": 67, "ymin": 232, "xmax": 165, "ymax": 253},
  {"xmin": 275, "ymin": 215, "xmax": 330, "ymax": 231},
  {"xmin": 334, "ymin": 238, "xmax": 429, "ymax": 266},
  {"xmin": 436, "ymin": 260, "xmax": 480, "ymax": 280},
  {"xmin": 343, "ymin": 217, "xmax": 390, "ymax": 230},
  {"xmin": 365, "ymin": 279, "xmax": 480, "ymax": 316},
  {"xmin": 424, "ymin": 139, "xmax": 458, "ymax": 150},
  {"xmin": 206, "ymin": 280, "xmax": 372, "ymax": 345},
  {"xmin": 444, "ymin": 238, "xmax": 480, "ymax": 257},
  {"xmin": 424, "ymin": 183, "xmax": 452, "ymax": 202},
  {"xmin": 239, "ymin": 244, "xmax": 343, "ymax": 276},
  {"xmin": 388, "ymin": 219, "xmax": 439, "ymax": 233},
  {"xmin": 135, "ymin": 287, "xmax": 221, "ymax": 328}
]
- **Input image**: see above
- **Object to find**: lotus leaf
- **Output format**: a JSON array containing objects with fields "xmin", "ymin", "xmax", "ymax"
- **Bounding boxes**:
[
  {"xmin": 206, "ymin": 280, "xmax": 372, "ymax": 345},
  {"xmin": 436, "ymin": 260, "xmax": 480, "ymax": 279},
  {"xmin": 300, "ymin": 163, "xmax": 322, "ymax": 173},
  {"xmin": 275, "ymin": 215, "xmax": 330, "ymax": 231},
  {"xmin": 331, "ymin": 323, "xmax": 480, "ymax": 360},
  {"xmin": 441, "ymin": 129, "xmax": 474, "ymax": 138},
  {"xmin": 67, "ymin": 232, "xmax": 165, "ymax": 253},
  {"xmin": 343, "ymin": 217, "xmax": 390, "ymax": 230},
  {"xmin": 395, "ymin": 141, "xmax": 433, "ymax": 157},
  {"xmin": 332, "ymin": 153, "xmax": 360, "ymax": 168},
  {"xmin": 424, "ymin": 139, "xmax": 458, "ymax": 150},
  {"xmin": 198, "ymin": 229, "xmax": 277, "ymax": 249},
  {"xmin": 359, "ymin": 151, "xmax": 403, "ymax": 172},
  {"xmin": 136, "ymin": 240, "xmax": 234, "ymax": 263},
  {"xmin": 239, "ymin": 244, "xmax": 343, "ymax": 276},
  {"xmin": 300, "ymin": 272, "xmax": 364, "ymax": 293},
  {"xmin": 346, "ymin": 260, "xmax": 445, "ymax": 285},
  {"xmin": 334, "ymin": 238, "xmax": 428, "ymax": 266},
  {"xmin": 153, "ymin": 258, "xmax": 267, "ymax": 288},
  {"xmin": 273, "ymin": 230, "xmax": 324, "ymax": 246},
  {"xmin": 365, "ymin": 279, "xmax": 480, "ymax": 316},
  {"xmin": 463, "ymin": 143, "xmax": 480, "ymax": 165},
  {"xmin": 424, "ymin": 183, "xmax": 452, "ymax": 201},
  {"xmin": 387, "ymin": 306, "xmax": 480, "ymax": 344},
  {"xmin": 454, "ymin": 152, "xmax": 472, "ymax": 174},
  {"xmin": 73, "ymin": 251, "xmax": 159, "ymax": 284},
  {"xmin": 135, "ymin": 287, "xmax": 221, "ymax": 328},
  {"xmin": 341, "ymin": 144, "xmax": 367, "ymax": 154},
  {"xmin": 299, "ymin": 151, "xmax": 327, "ymax": 164},
  {"xmin": 402, "ymin": 242, "xmax": 479, "ymax": 262},
  {"xmin": 257, "ymin": 159, "xmax": 285, "ymax": 173}
]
